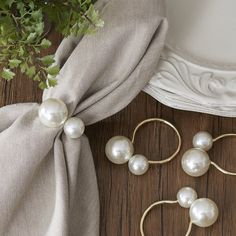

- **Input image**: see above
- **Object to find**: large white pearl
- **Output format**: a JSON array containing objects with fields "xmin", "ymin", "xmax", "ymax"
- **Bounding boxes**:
[
  {"xmin": 128, "ymin": 154, "xmax": 149, "ymax": 175},
  {"xmin": 182, "ymin": 148, "xmax": 211, "ymax": 177},
  {"xmin": 64, "ymin": 117, "xmax": 85, "ymax": 139},
  {"xmin": 193, "ymin": 131, "xmax": 213, "ymax": 151},
  {"xmin": 177, "ymin": 187, "xmax": 198, "ymax": 208},
  {"xmin": 105, "ymin": 136, "xmax": 134, "ymax": 164},
  {"xmin": 190, "ymin": 198, "xmax": 219, "ymax": 227},
  {"xmin": 38, "ymin": 98, "xmax": 68, "ymax": 128}
]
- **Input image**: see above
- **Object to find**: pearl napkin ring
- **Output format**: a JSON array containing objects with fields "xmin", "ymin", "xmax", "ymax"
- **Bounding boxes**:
[
  {"xmin": 105, "ymin": 118, "xmax": 181, "ymax": 175},
  {"xmin": 140, "ymin": 187, "xmax": 219, "ymax": 236},
  {"xmin": 182, "ymin": 131, "xmax": 236, "ymax": 177},
  {"xmin": 38, "ymin": 98, "xmax": 85, "ymax": 139}
]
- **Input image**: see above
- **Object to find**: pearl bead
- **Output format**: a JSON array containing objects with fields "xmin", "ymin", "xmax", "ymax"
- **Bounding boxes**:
[
  {"xmin": 177, "ymin": 187, "xmax": 198, "ymax": 208},
  {"xmin": 64, "ymin": 117, "xmax": 85, "ymax": 139},
  {"xmin": 190, "ymin": 198, "xmax": 219, "ymax": 227},
  {"xmin": 181, "ymin": 148, "xmax": 211, "ymax": 177},
  {"xmin": 105, "ymin": 136, "xmax": 134, "ymax": 164},
  {"xmin": 128, "ymin": 154, "xmax": 149, "ymax": 175},
  {"xmin": 38, "ymin": 98, "xmax": 68, "ymax": 128},
  {"xmin": 193, "ymin": 131, "xmax": 213, "ymax": 151}
]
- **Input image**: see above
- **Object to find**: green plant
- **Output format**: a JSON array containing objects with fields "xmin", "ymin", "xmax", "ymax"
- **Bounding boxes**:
[{"xmin": 0, "ymin": 0, "xmax": 103, "ymax": 89}]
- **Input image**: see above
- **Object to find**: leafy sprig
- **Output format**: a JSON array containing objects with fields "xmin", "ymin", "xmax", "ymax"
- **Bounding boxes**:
[{"xmin": 0, "ymin": 0, "xmax": 103, "ymax": 89}]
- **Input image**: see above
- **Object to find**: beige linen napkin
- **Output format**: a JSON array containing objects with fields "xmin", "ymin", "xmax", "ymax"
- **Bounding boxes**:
[{"xmin": 0, "ymin": 0, "xmax": 167, "ymax": 235}]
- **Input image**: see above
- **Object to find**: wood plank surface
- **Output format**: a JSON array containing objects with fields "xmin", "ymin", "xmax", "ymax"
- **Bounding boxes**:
[
  {"xmin": 1, "ymin": 31, "xmax": 236, "ymax": 236},
  {"xmin": 88, "ymin": 91, "xmax": 236, "ymax": 236}
]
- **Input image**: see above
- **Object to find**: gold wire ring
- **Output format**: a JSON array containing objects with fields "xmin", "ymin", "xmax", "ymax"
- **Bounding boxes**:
[
  {"xmin": 210, "ymin": 133, "xmax": 236, "ymax": 175},
  {"xmin": 131, "ymin": 118, "xmax": 181, "ymax": 164},
  {"xmin": 140, "ymin": 200, "xmax": 179, "ymax": 236},
  {"xmin": 140, "ymin": 200, "xmax": 193, "ymax": 236}
]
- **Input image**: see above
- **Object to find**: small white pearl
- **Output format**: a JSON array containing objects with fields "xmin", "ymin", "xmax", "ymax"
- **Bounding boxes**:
[
  {"xmin": 105, "ymin": 136, "xmax": 134, "ymax": 164},
  {"xmin": 182, "ymin": 148, "xmax": 211, "ymax": 177},
  {"xmin": 190, "ymin": 198, "xmax": 219, "ymax": 227},
  {"xmin": 38, "ymin": 98, "xmax": 68, "ymax": 128},
  {"xmin": 64, "ymin": 117, "xmax": 85, "ymax": 139},
  {"xmin": 128, "ymin": 154, "xmax": 149, "ymax": 175},
  {"xmin": 193, "ymin": 131, "xmax": 213, "ymax": 151},
  {"xmin": 177, "ymin": 187, "xmax": 198, "ymax": 208}
]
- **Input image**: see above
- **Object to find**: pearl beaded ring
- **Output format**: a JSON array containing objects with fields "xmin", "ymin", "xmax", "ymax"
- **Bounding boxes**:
[
  {"xmin": 140, "ymin": 187, "xmax": 219, "ymax": 236},
  {"xmin": 105, "ymin": 118, "xmax": 181, "ymax": 175},
  {"xmin": 38, "ymin": 98, "xmax": 85, "ymax": 139},
  {"xmin": 182, "ymin": 131, "xmax": 236, "ymax": 177}
]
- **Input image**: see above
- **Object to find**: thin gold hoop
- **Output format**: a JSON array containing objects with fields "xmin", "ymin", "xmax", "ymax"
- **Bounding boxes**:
[
  {"xmin": 131, "ymin": 118, "xmax": 181, "ymax": 164},
  {"xmin": 140, "ymin": 200, "xmax": 178, "ymax": 236},
  {"xmin": 211, "ymin": 133, "xmax": 236, "ymax": 175},
  {"xmin": 140, "ymin": 200, "xmax": 193, "ymax": 236}
]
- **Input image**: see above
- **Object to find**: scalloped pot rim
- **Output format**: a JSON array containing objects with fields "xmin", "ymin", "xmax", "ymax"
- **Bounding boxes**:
[{"xmin": 143, "ymin": 47, "xmax": 236, "ymax": 117}]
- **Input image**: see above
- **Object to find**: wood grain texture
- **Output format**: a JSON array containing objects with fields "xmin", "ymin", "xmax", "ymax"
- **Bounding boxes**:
[
  {"xmin": 87, "ymin": 92, "xmax": 236, "ymax": 236},
  {"xmin": 1, "ymin": 31, "xmax": 236, "ymax": 236}
]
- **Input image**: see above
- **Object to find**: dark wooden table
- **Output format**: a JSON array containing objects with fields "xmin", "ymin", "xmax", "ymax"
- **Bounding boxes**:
[{"xmin": 1, "ymin": 32, "xmax": 236, "ymax": 236}]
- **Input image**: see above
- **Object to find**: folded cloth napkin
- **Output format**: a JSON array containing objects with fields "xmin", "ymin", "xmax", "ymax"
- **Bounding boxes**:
[{"xmin": 0, "ymin": 0, "xmax": 167, "ymax": 235}]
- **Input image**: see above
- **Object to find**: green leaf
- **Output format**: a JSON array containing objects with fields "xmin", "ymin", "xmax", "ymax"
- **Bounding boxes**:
[
  {"xmin": 20, "ymin": 62, "xmax": 28, "ymax": 73},
  {"xmin": 95, "ymin": 19, "xmax": 104, "ymax": 28},
  {"xmin": 26, "ymin": 66, "xmax": 36, "ymax": 78},
  {"xmin": 31, "ymin": 9, "xmax": 42, "ymax": 20},
  {"xmin": 18, "ymin": 46, "xmax": 25, "ymax": 56},
  {"xmin": 48, "ymin": 78, "xmax": 57, "ymax": 87},
  {"xmin": 40, "ymin": 55, "xmax": 55, "ymax": 66},
  {"xmin": 46, "ymin": 65, "xmax": 60, "ymax": 76},
  {"xmin": 26, "ymin": 32, "xmax": 37, "ymax": 43},
  {"xmin": 40, "ymin": 39, "xmax": 52, "ymax": 49},
  {"xmin": 1, "ymin": 68, "xmax": 15, "ymax": 81},
  {"xmin": 9, "ymin": 59, "xmax": 22, "ymax": 68},
  {"xmin": 29, "ymin": 2, "xmax": 34, "ymax": 10},
  {"xmin": 33, "ymin": 74, "xmax": 40, "ymax": 81},
  {"xmin": 86, "ymin": 5, "xmax": 104, "ymax": 28},
  {"xmin": 39, "ymin": 81, "xmax": 48, "ymax": 90},
  {"xmin": 16, "ymin": 2, "xmax": 25, "ymax": 16},
  {"xmin": 5, "ymin": 0, "xmax": 15, "ymax": 7},
  {"xmin": 35, "ymin": 22, "xmax": 44, "ymax": 35}
]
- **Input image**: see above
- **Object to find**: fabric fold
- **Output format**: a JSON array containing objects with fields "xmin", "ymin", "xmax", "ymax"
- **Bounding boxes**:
[{"xmin": 0, "ymin": 0, "xmax": 168, "ymax": 235}]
